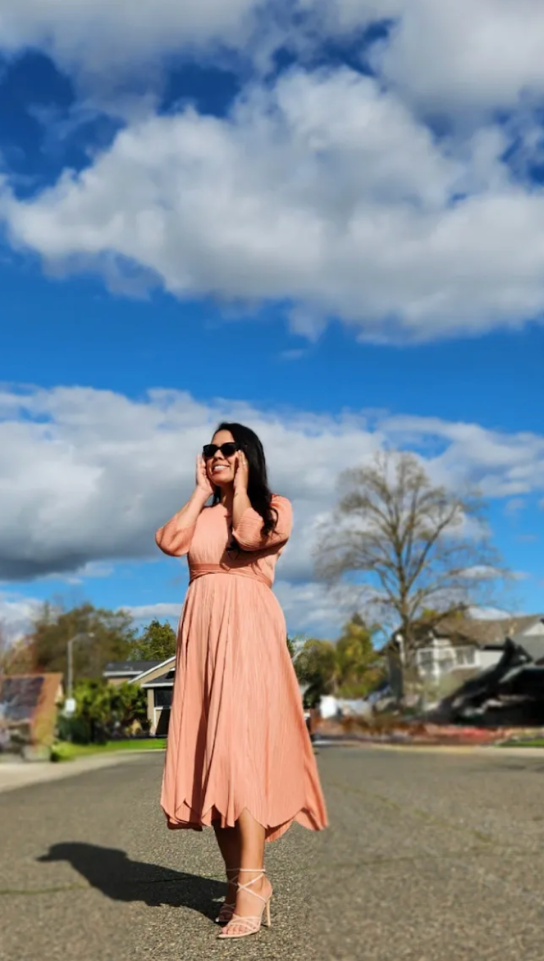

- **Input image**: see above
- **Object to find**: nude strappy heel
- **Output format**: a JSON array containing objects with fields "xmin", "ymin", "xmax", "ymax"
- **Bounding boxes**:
[
  {"xmin": 215, "ymin": 868, "xmax": 239, "ymax": 924},
  {"xmin": 217, "ymin": 868, "xmax": 272, "ymax": 940}
]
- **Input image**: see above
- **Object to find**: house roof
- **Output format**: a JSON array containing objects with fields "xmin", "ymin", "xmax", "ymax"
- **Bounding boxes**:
[
  {"xmin": 141, "ymin": 669, "xmax": 176, "ymax": 688},
  {"xmin": 432, "ymin": 614, "xmax": 543, "ymax": 647},
  {"xmin": 387, "ymin": 614, "xmax": 544, "ymax": 651},
  {"xmin": 133, "ymin": 655, "xmax": 176, "ymax": 684},
  {"xmin": 103, "ymin": 661, "xmax": 164, "ymax": 675}
]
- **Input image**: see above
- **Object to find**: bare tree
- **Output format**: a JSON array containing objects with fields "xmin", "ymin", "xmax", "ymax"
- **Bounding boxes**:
[
  {"xmin": 0, "ymin": 627, "xmax": 35, "ymax": 677},
  {"xmin": 315, "ymin": 451, "xmax": 510, "ymax": 662}
]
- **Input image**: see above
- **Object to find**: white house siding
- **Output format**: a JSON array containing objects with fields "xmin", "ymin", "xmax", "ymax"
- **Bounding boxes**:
[
  {"xmin": 478, "ymin": 649, "xmax": 504, "ymax": 670},
  {"xmin": 415, "ymin": 641, "xmax": 480, "ymax": 681}
]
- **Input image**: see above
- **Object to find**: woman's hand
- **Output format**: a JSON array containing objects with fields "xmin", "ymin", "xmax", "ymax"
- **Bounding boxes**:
[
  {"xmin": 233, "ymin": 451, "xmax": 249, "ymax": 495},
  {"xmin": 195, "ymin": 454, "xmax": 214, "ymax": 498}
]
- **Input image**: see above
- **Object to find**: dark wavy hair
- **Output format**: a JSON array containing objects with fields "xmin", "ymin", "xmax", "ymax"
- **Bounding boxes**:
[{"xmin": 211, "ymin": 422, "xmax": 277, "ymax": 539}]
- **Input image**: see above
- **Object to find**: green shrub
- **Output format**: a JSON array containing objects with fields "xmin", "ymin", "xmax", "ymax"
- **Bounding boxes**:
[{"xmin": 57, "ymin": 714, "xmax": 92, "ymax": 744}]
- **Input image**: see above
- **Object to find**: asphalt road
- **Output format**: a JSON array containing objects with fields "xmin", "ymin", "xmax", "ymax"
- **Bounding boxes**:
[{"xmin": 2, "ymin": 745, "xmax": 544, "ymax": 961}]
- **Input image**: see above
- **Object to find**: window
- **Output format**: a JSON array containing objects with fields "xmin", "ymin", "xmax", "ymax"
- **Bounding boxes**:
[
  {"xmin": 437, "ymin": 653, "xmax": 455, "ymax": 673},
  {"xmin": 153, "ymin": 688, "xmax": 173, "ymax": 709},
  {"xmin": 417, "ymin": 649, "xmax": 435, "ymax": 674},
  {"xmin": 455, "ymin": 647, "xmax": 476, "ymax": 667}
]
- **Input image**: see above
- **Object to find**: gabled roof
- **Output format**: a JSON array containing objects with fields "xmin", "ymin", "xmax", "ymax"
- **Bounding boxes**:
[
  {"xmin": 388, "ymin": 614, "xmax": 544, "ymax": 651},
  {"xmin": 432, "ymin": 614, "xmax": 543, "ymax": 648},
  {"xmin": 103, "ymin": 660, "xmax": 163, "ymax": 675},
  {"xmin": 140, "ymin": 670, "xmax": 176, "ymax": 688},
  {"xmin": 133, "ymin": 655, "xmax": 176, "ymax": 684}
]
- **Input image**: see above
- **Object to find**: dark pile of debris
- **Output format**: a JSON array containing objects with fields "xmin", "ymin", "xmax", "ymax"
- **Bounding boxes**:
[{"xmin": 432, "ymin": 622, "xmax": 544, "ymax": 726}]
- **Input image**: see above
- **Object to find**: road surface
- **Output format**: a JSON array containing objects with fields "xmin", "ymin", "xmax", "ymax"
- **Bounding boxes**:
[{"xmin": 2, "ymin": 745, "xmax": 544, "ymax": 961}]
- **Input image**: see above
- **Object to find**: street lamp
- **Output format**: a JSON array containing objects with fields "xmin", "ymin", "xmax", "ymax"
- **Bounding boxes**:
[{"xmin": 65, "ymin": 632, "xmax": 95, "ymax": 716}]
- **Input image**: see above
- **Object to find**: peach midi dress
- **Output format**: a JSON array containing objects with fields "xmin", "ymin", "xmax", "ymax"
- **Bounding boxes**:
[{"xmin": 160, "ymin": 495, "xmax": 328, "ymax": 842}]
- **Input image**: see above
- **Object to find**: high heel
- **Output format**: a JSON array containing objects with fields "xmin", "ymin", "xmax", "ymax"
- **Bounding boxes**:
[
  {"xmin": 215, "ymin": 869, "xmax": 238, "ymax": 924},
  {"xmin": 217, "ymin": 868, "xmax": 272, "ymax": 940}
]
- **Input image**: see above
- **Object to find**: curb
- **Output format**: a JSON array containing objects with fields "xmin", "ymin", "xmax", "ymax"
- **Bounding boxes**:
[{"xmin": 0, "ymin": 750, "xmax": 161, "ymax": 797}]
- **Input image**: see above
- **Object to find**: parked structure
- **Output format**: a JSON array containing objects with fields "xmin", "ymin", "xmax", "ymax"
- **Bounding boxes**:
[{"xmin": 0, "ymin": 673, "xmax": 63, "ymax": 754}]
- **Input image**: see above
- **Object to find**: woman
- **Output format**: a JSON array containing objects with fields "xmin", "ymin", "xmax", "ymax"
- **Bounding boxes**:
[{"xmin": 156, "ymin": 422, "xmax": 328, "ymax": 940}]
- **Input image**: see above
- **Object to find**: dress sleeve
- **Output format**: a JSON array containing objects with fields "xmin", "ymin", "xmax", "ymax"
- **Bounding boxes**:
[
  {"xmin": 232, "ymin": 496, "xmax": 293, "ymax": 552},
  {"xmin": 155, "ymin": 522, "xmax": 196, "ymax": 557}
]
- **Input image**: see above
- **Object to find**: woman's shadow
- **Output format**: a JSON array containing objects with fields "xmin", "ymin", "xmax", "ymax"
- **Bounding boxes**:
[{"xmin": 38, "ymin": 842, "xmax": 225, "ymax": 918}]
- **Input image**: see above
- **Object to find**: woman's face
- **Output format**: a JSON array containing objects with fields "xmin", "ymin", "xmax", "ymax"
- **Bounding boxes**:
[{"xmin": 205, "ymin": 429, "xmax": 238, "ymax": 488}]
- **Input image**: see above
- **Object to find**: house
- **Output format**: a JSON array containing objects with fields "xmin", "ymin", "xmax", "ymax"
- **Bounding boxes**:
[
  {"xmin": 132, "ymin": 657, "xmax": 176, "ymax": 736},
  {"xmin": 103, "ymin": 657, "xmax": 175, "ymax": 736},
  {"xmin": 103, "ymin": 661, "xmax": 164, "ymax": 687},
  {"xmin": 387, "ymin": 614, "xmax": 544, "ymax": 698}
]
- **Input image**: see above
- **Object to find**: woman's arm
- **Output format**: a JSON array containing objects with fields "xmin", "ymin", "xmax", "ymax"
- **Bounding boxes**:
[
  {"xmin": 155, "ymin": 488, "xmax": 209, "ymax": 556},
  {"xmin": 232, "ymin": 495, "xmax": 293, "ymax": 552},
  {"xmin": 156, "ymin": 457, "xmax": 212, "ymax": 556}
]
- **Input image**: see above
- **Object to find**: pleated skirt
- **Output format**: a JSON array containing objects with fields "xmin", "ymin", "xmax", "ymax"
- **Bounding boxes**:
[{"xmin": 161, "ymin": 572, "xmax": 328, "ymax": 842}]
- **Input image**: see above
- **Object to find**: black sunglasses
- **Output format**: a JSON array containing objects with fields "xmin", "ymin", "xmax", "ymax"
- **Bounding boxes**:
[{"xmin": 202, "ymin": 442, "xmax": 239, "ymax": 460}]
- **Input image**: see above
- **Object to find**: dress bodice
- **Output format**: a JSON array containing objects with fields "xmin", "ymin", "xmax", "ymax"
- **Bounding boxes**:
[{"xmin": 187, "ymin": 498, "xmax": 292, "ymax": 589}]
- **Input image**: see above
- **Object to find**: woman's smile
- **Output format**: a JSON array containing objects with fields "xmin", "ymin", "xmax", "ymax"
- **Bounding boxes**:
[{"xmin": 206, "ymin": 429, "xmax": 237, "ymax": 486}]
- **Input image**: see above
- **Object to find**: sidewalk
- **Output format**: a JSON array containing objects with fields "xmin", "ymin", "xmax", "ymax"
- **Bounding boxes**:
[
  {"xmin": 316, "ymin": 736, "xmax": 544, "ymax": 757},
  {"xmin": 0, "ymin": 751, "xmax": 149, "ymax": 795}
]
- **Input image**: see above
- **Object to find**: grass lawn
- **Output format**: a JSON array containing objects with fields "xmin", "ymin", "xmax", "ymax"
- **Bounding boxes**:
[
  {"xmin": 497, "ymin": 738, "xmax": 544, "ymax": 748},
  {"xmin": 51, "ymin": 739, "xmax": 167, "ymax": 762}
]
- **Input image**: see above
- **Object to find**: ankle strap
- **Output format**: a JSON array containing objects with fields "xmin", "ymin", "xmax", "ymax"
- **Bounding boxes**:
[
  {"xmin": 236, "ymin": 867, "xmax": 266, "ymax": 872},
  {"xmin": 235, "ymin": 872, "xmax": 267, "ymax": 902}
]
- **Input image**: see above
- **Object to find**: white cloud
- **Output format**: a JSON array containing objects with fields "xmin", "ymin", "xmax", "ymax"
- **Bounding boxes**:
[
  {"xmin": 0, "ymin": 384, "xmax": 382, "ymax": 584},
  {"xmin": 5, "ymin": 0, "xmax": 544, "ymax": 122},
  {"xmin": 2, "ymin": 375, "xmax": 544, "ymax": 645},
  {"xmin": 0, "ymin": 0, "xmax": 261, "ymax": 79},
  {"xmin": 273, "ymin": 579, "xmax": 356, "ymax": 637},
  {"xmin": 0, "ymin": 0, "xmax": 398, "ymax": 85},
  {"xmin": 301, "ymin": 2, "xmax": 544, "ymax": 117},
  {"xmin": 122, "ymin": 603, "xmax": 183, "ymax": 623},
  {"xmin": 0, "ymin": 384, "xmax": 543, "ymax": 640},
  {"xmin": 468, "ymin": 605, "xmax": 521, "ymax": 620},
  {"xmin": 376, "ymin": 0, "xmax": 544, "ymax": 114},
  {"xmin": 4, "ymin": 3, "xmax": 544, "ymax": 342},
  {"xmin": 461, "ymin": 565, "xmax": 505, "ymax": 582},
  {"xmin": 0, "ymin": 591, "xmax": 41, "ymax": 642},
  {"xmin": 5, "ymin": 66, "xmax": 544, "ymax": 343},
  {"xmin": 382, "ymin": 415, "xmax": 544, "ymax": 497}
]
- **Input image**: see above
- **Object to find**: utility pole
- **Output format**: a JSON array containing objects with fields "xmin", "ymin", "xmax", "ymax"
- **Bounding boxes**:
[{"xmin": 65, "ymin": 632, "xmax": 94, "ymax": 716}]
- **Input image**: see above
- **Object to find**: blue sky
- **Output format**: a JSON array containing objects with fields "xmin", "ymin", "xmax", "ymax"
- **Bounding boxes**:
[{"xmin": 1, "ymin": 2, "xmax": 543, "ymax": 641}]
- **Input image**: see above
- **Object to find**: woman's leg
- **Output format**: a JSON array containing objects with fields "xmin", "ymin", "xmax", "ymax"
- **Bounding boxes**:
[
  {"xmin": 228, "ymin": 809, "xmax": 271, "ymax": 924},
  {"xmin": 213, "ymin": 824, "xmax": 240, "ymax": 908}
]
